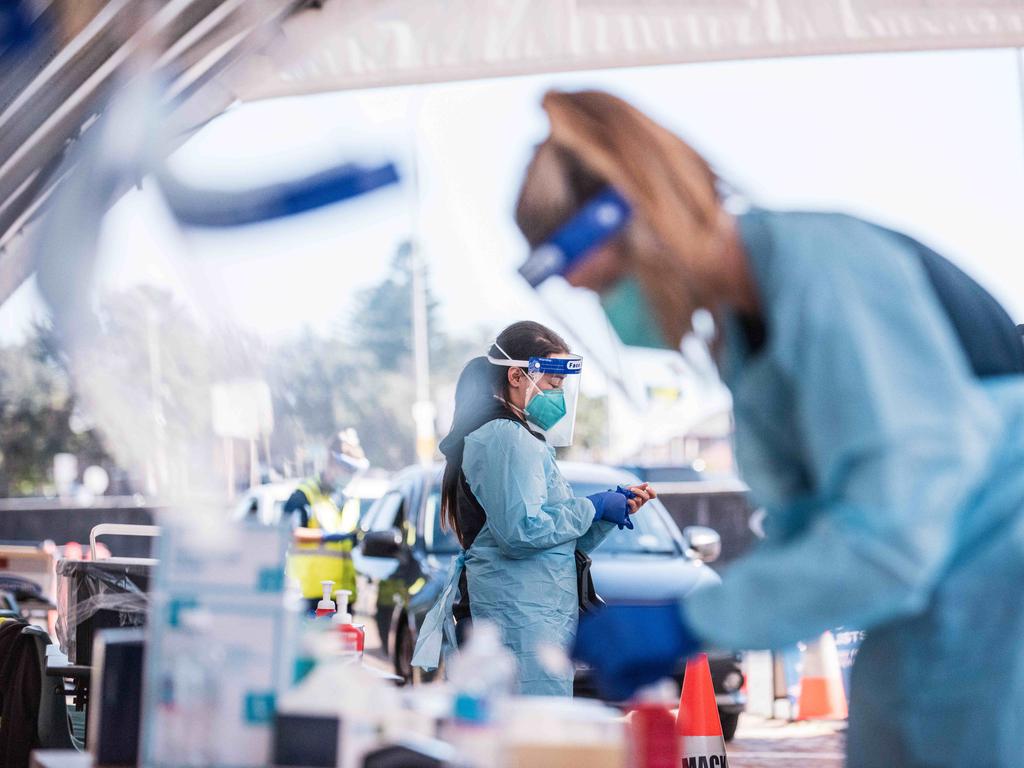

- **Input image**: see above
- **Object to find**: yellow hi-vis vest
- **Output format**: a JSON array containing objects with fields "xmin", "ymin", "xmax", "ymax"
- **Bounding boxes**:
[{"xmin": 286, "ymin": 480, "xmax": 359, "ymax": 601}]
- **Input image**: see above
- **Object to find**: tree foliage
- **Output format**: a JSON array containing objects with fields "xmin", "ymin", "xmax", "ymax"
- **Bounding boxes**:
[
  {"xmin": 0, "ymin": 331, "xmax": 112, "ymax": 496},
  {"xmin": 0, "ymin": 244, "xmax": 496, "ymax": 496},
  {"xmin": 269, "ymin": 244, "xmax": 479, "ymax": 471}
]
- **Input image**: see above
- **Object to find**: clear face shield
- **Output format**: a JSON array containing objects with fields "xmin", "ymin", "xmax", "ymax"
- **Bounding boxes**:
[
  {"xmin": 518, "ymin": 186, "xmax": 723, "ymax": 411},
  {"xmin": 487, "ymin": 352, "xmax": 584, "ymax": 447},
  {"xmin": 324, "ymin": 450, "xmax": 369, "ymax": 494}
]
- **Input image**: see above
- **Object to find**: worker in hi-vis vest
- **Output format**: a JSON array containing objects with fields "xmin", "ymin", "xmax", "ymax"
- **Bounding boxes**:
[{"xmin": 285, "ymin": 429, "xmax": 369, "ymax": 613}]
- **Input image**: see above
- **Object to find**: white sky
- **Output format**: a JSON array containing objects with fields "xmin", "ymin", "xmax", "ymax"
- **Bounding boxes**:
[{"xmin": 2, "ymin": 47, "xmax": 1023, "ymax": 347}]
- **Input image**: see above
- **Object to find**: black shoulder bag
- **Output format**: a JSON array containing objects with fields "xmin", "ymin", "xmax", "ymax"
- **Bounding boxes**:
[{"xmin": 575, "ymin": 549, "xmax": 605, "ymax": 615}]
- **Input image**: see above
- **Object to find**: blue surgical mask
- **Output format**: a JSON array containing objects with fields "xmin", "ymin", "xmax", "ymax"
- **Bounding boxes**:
[
  {"xmin": 524, "ymin": 388, "xmax": 566, "ymax": 431},
  {"xmin": 599, "ymin": 276, "xmax": 672, "ymax": 350}
]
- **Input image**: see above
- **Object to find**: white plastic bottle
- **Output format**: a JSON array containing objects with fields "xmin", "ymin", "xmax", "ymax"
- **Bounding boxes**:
[
  {"xmin": 442, "ymin": 620, "xmax": 517, "ymax": 767},
  {"xmin": 332, "ymin": 588, "xmax": 365, "ymax": 657},
  {"xmin": 315, "ymin": 579, "xmax": 336, "ymax": 617}
]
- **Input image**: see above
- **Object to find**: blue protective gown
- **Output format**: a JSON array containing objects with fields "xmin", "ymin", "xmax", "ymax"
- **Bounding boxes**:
[
  {"xmin": 413, "ymin": 418, "xmax": 615, "ymax": 696},
  {"xmin": 684, "ymin": 209, "xmax": 1024, "ymax": 767}
]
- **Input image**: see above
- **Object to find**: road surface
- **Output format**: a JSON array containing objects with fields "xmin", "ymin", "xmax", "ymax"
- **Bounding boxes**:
[{"xmin": 729, "ymin": 715, "xmax": 845, "ymax": 767}]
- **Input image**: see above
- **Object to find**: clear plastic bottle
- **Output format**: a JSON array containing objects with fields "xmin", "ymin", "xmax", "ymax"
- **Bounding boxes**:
[{"xmin": 442, "ymin": 620, "xmax": 516, "ymax": 767}]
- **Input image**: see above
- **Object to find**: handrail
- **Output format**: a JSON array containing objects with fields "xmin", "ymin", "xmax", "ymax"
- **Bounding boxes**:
[{"xmin": 89, "ymin": 523, "xmax": 161, "ymax": 560}]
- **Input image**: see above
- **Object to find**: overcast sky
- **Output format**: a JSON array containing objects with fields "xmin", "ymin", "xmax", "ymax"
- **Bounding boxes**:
[{"xmin": 2, "ymin": 47, "xmax": 1022, "ymax": 348}]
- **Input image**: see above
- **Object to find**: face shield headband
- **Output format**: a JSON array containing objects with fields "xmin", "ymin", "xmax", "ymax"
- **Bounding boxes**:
[
  {"xmin": 487, "ymin": 346, "xmax": 584, "ymax": 447},
  {"xmin": 517, "ymin": 184, "xmax": 685, "ymax": 352},
  {"xmin": 329, "ymin": 450, "xmax": 369, "ymax": 472},
  {"xmin": 517, "ymin": 186, "xmax": 631, "ymax": 288}
]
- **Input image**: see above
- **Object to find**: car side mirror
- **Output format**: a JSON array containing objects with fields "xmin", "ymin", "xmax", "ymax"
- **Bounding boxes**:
[
  {"xmin": 748, "ymin": 507, "xmax": 768, "ymax": 540},
  {"xmin": 361, "ymin": 529, "xmax": 402, "ymax": 559},
  {"xmin": 683, "ymin": 525, "xmax": 721, "ymax": 564}
]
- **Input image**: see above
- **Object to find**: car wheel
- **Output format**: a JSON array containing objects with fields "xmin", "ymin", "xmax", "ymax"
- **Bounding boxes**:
[
  {"xmin": 395, "ymin": 619, "xmax": 440, "ymax": 686},
  {"xmin": 719, "ymin": 711, "xmax": 739, "ymax": 742}
]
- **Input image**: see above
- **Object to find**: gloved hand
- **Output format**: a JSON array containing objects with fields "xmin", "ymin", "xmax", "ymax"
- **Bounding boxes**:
[
  {"xmin": 321, "ymin": 532, "xmax": 355, "ymax": 544},
  {"xmin": 572, "ymin": 602, "xmax": 701, "ymax": 702},
  {"xmin": 587, "ymin": 491, "xmax": 633, "ymax": 529},
  {"xmin": 615, "ymin": 485, "xmax": 638, "ymax": 500}
]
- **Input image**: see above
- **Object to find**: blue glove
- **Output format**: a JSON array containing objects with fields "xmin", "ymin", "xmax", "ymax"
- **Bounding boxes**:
[
  {"xmin": 615, "ymin": 485, "xmax": 638, "ymax": 500},
  {"xmin": 587, "ymin": 491, "xmax": 633, "ymax": 529},
  {"xmin": 572, "ymin": 602, "xmax": 701, "ymax": 701},
  {"xmin": 321, "ymin": 532, "xmax": 355, "ymax": 544}
]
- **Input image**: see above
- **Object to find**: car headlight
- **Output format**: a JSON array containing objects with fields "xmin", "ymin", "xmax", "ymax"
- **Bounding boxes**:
[{"xmin": 721, "ymin": 671, "xmax": 744, "ymax": 692}]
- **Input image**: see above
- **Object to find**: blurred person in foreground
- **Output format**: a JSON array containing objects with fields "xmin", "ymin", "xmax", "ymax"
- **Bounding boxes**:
[
  {"xmin": 515, "ymin": 90, "xmax": 1024, "ymax": 766},
  {"xmin": 411, "ymin": 321, "xmax": 653, "ymax": 695},
  {"xmin": 286, "ymin": 429, "xmax": 369, "ymax": 613}
]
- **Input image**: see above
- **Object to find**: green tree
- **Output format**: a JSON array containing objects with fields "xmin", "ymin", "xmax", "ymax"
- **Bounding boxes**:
[
  {"xmin": 0, "ymin": 329, "xmax": 114, "ymax": 496},
  {"xmin": 347, "ymin": 242, "xmax": 450, "ymax": 373},
  {"xmin": 0, "ymin": 286, "xmax": 218, "ymax": 498},
  {"xmin": 268, "ymin": 243, "xmax": 482, "ymax": 472}
]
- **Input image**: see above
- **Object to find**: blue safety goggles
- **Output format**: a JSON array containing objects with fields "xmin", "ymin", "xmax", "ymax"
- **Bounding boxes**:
[{"xmin": 518, "ymin": 187, "xmax": 632, "ymax": 287}]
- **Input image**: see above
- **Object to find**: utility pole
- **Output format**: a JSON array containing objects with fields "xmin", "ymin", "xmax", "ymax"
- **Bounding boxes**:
[
  {"xmin": 407, "ymin": 239, "xmax": 436, "ymax": 464},
  {"xmin": 406, "ymin": 92, "xmax": 436, "ymax": 466},
  {"xmin": 146, "ymin": 304, "xmax": 168, "ymax": 496}
]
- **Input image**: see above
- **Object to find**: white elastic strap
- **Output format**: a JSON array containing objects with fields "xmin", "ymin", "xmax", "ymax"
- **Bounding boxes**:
[
  {"xmin": 487, "ymin": 355, "xmax": 529, "ymax": 368},
  {"xmin": 488, "ymin": 340, "xmax": 529, "ymax": 368},
  {"xmin": 493, "ymin": 340, "xmax": 512, "ymax": 360},
  {"xmin": 494, "ymin": 394, "xmax": 528, "ymax": 420}
]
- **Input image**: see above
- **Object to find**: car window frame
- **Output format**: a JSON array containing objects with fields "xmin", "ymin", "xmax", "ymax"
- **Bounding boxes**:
[
  {"xmin": 422, "ymin": 484, "xmax": 461, "ymax": 554},
  {"xmin": 412, "ymin": 469, "xmax": 442, "ymax": 551},
  {"xmin": 365, "ymin": 490, "xmax": 405, "ymax": 533}
]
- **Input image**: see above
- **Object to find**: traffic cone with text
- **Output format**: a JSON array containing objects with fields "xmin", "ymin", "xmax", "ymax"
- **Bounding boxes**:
[
  {"xmin": 796, "ymin": 630, "xmax": 848, "ymax": 720},
  {"xmin": 677, "ymin": 653, "xmax": 729, "ymax": 768}
]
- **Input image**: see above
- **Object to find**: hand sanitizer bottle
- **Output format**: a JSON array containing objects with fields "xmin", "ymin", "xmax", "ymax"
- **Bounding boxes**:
[{"xmin": 315, "ymin": 580, "xmax": 336, "ymax": 617}]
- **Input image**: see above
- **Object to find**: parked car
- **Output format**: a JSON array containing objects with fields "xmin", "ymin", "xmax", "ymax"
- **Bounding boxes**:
[
  {"xmin": 233, "ymin": 482, "xmax": 296, "ymax": 526},
  {"xmin": 620, "ymin": 466, "xmax": 759, "ymax": 571},
  {"xmin": 618, "ymin": 463, "xmax": 706, "ymax": 484},
  {"xmin": 233, "ymin": 475, "xmax": 389, "ymax": 527},
  {"xmin": 354, "ymin": 461, "xmax": 746, "ymax": 739}
]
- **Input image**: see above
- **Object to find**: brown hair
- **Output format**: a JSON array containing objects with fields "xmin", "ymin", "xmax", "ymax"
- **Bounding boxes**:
[{"xmin": 515, "ymin": 90, "xmax": 725, "ymax": 347}]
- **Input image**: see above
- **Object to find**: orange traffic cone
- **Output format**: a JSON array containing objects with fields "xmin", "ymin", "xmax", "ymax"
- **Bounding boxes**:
[
  {"xmin": 677, "ymin": 653, "xmax": 729, "ymax": 767},
  {"xmin": 796, "ymin": 630, "xmax": 848, "ymax": 720}
]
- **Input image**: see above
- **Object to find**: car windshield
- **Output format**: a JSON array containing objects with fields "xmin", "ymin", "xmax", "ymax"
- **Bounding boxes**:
[
  {"xmin": 569, "ymin": 482, "xmax": 679, "ymax": 555},
  {"xmin": 424, "ymin": 481, "xmax": 679, "ymax": 555},
  {"xmin": 357, "ymin": 496, "xmax": 379, "ymax": 521}
]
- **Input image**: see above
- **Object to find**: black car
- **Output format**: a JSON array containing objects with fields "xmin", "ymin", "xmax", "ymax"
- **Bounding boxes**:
[{"xmin": 354, "ymin": 461, "xmax": 746, "ymax": 739}]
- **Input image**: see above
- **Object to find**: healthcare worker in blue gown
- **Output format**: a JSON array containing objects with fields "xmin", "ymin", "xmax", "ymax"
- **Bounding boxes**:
[
  {"xmin": 513, "ymin": 90, "xmax": 1024, "ymax": 766},
  {"xmin": 411, "ymin": 320, "xmax": 654, "ymax": 695}
]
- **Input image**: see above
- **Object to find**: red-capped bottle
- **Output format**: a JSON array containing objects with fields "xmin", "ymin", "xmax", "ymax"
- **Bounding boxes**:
[
  {"xmin": 333, "ymin": 589, "xmax": 365, "ymax": 655},
  {"xmin": 628, "ymin": 682, "xmax": 681, "ymax": 768}
]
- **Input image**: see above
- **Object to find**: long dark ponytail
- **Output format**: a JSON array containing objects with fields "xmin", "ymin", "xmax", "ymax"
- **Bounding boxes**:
[{"xmin": 439, "ymin": 321, "xmax": 569, "ymax": 547}]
